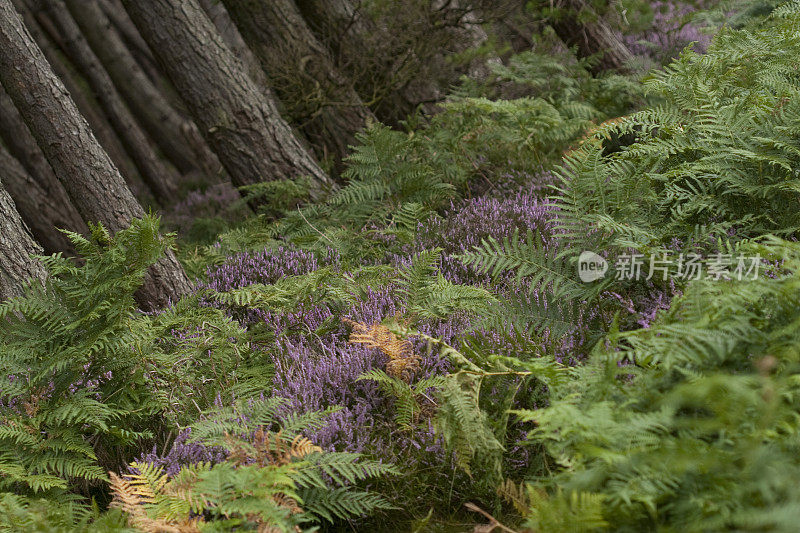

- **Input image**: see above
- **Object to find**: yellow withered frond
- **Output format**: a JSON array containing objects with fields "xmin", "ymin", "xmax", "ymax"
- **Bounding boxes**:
[{"xmin": 343, "ymin": 318, "xmax": 420, "ymax": 381}]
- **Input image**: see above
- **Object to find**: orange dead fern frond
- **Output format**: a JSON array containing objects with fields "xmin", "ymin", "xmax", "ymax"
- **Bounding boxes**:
[
  {"xmin": 343, "ymin": 318, "xmax": 420, "ymax": 381},
  {"xmin": 222, "ymin": 428, "xmax": 316, "ymax": 526},
  {"xmin": 109, "ymin": 471, "xmax": 200, "ymax": 533},
  {"xmin": 228, "ymin": 428, "xmax": 322, "ymax": 467}
]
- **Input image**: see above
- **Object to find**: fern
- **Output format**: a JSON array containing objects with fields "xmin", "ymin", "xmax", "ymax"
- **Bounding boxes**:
[
  {"xmin": 0, "ymin": 492, "xmax": 132, "ymax": 532},
  {"xmin": 460, "ymin": 229, "xmax": 596, "ymax": 299},
  {"xmin": 0, "ymin": 217, "xmax": 169, "ymax": 497},
  {"xmin": 111, "ymin": 398, "xmax": 398, "ymax": 530},
  {"xmin": 179, "ymin": 398, "xmax": 397, "ymax": 526},
  {"xmin": 380, "ymin": 323, "xmax": 568, "ymax": 483},
  {"xmin": 553, "ymin": 10, "xmax": 800, "ymax": 255},
  {"xmin": 358, "ymin": 369, "xmax": 445, "ymax": 429},
  {"xmin": 398, "ymin": 249, "xmax": 496, "ymax": 321},
  {"xmin": 434, "ymin": 372, "xmax": 505, "ymax": 478},
  {"xmin": 515, "ymin": 237, "xmax": 800, "ymax": 531}
]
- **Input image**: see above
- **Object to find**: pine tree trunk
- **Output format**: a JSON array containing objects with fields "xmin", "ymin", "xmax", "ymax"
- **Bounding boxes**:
[
  {"xmin": 13, "ymin": 0, "xmax": 151, "ymax": 202},
  {"xmin": 0, "ymin": 0, "xmax": 191, "ymax": 310},
  {"xmin": 121, "ymin": 0, "xmax": 332, "ymax": 199},
  {"xmin": 196, "ymin": 0, "xmax": 319, "ymax": 162},
  {"xmin": 0, "ymin": 176, "xmax": 46, "ymax": 301},
  {"xmin": 66, "ymin": 0, "xmax": 222, "ymax": 180},
  {"xmin": 221, "ymin": 0, "xmax": 374, "ymax": 167},
  {"xmin": 98, "ymin": 0, "xmax": 162, "ymax": 84},
  {"xmin": 42, "ymin": 0, "xmax": 182, "ymax": 205},
  {"xmin": 196, "ymin": 0, "xmax": 270, "ymax": 95},
  {"xmin": 0, "ymin": 88, "xmax": 87, "ymax": 254}
]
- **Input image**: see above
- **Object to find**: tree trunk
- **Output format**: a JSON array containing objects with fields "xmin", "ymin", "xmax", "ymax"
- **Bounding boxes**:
[
  {"xmin": 197, "ymin": 0, "xmax": 321, "ymax": 168},
  {"xmin": 0, "ymin": 93, "xmax": 87, "ymax": 254},
  {"xmin": 121, "ymin": 0, "xmax": 331, "ymax": 200},
  {"xmin": 42, "ymin": 0, "xmax": 182, "ymax": 205},
  {"xmin": 297, "ymin": 0, "xmax": 371, "ymax": 42},
  {"xmin": 196, "ymin": 0, "xmax": 269, "ymax": 95},
  {"xmin": 550, "ymin": 0, "xmax": 634, "ymax": 73},
  {"xmin": 0, "ymin": 176, "xmax": 46, "ymax": 301},
  {"xmin": 197, "ymin": 0, "xmax": 321, "ymax": 163},
  {"xmin": 221, "ymin": 0, "xmax": 373, "ymax": 167},
  {"xmin": 0, "ymin": 0, "xmax": 191, "ymax": 310},
  {"xmin": 99, "ymin": 0, "xmax": 163, "ymax": 84},
  {"xmin": 67, "ymin": 0, "xmax": 222, "ymax": 180},
  {"xmin": 12, "ymin": 0, "xmax": 151, "ymax": 203}
]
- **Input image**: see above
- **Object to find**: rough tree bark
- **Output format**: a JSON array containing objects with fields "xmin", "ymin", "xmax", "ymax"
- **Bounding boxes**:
[
  {"xmin": 12, "ymin": 0, "xmax": 150, "ymax": 201},
  {"xmin": 0, "ymin": 138, "xmax": 84, "ymax": 258},
  {"xmin": 0, "ymin": 176, "xmax": 46, "ymax": 301},
  {"xmin": 297, "ymin": 0, "xmax": 371, "ymax": 43},
  {"xmin": 550, "ymin": 0, "xmax": 635, "ymax": 73},
  {"xmin": 67, "ymin": 0, "xmax": 222, "ymax": 180},
  {"xmin": 221, "ymin": 0, "xmax": 374, "ymax": 166},
  {"xmin": 0, "ymin": 88, "xmax": 87, "ymax": 254},
  {"xmin": 196, "ymin": 0, "xmax": 269, "ymax": 94},
  {"xmin": 197, "ymin": 0, "xmax": 321, "ymax": 161},
  {"xmin": 0, "ymin": 0, "xmax": 191, "ymax": 310},
  {"xmin": 99, "ymin": 0, "xmax": 163, "ymax": 84},
  {"xmin": 42, "ymin": 0, "xmax": 182, "ymax": 205},
  {"xmin": 121, "ymin": 0, "xmax": 331, "ymax": 199}
]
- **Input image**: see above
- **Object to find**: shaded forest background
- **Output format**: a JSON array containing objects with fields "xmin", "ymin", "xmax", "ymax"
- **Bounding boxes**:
[{"xmin": 3, "ymin": 0, "xmax": 799, "ymax": 531}]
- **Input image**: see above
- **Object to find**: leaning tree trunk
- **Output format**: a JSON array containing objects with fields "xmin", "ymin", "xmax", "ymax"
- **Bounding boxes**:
[
  {"xmin": 121, "ymin": 0, "xmax": 331, "ymax": 200},
  {"xmin": 0, "ymin": 140, "xmax": 84, "ymax": 255},
  {"xmin": 99, "ymin": 0, "xmax": 162, "ymax": 84},
  {"xmin": 221, "ymin": 0, "xmax": 373, "ymax": 167},
  {"xmin": 550, "ymin": 0, "xmax": 634, "ymax": 73},
  {"xmin": 0, "ymin": 0, "xmax": 191, "ymax": 310},
  {"xmin": 12, "ymin": 0, "xmax": 151, "ymax": 203},
  {"xmin": 67, "ymin": 0, "xmax": 222, "ymax": 180},
  {"xmin": 196, "ymin": 0, "xmax": 270, "ymax": 95},
  {"xmin": 42, "ymin": 0, "xmax": 181, "ymax": 205},
  {"xmin": 0, "ymin": 88, "xmax": 87, "ymax": 254},
  {"xmin": 0, "ymin": 176, "xmax": 46, "ymax": 301}
]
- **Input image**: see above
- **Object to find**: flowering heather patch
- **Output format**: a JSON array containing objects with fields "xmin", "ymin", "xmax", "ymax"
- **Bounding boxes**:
[
  {"xmin": 266, "ymin": 285, "xmax": 454, "ymax": 451},
  {"xmin": 421, "ymin": 193, "xmax": 559, "ymax": 254},
  {"xmin": 179, "ymin": 176, "xmax": 680, "ymax": 489},
  {"xmin": 201, "ymin": 246, "xmax": 336, "ymax": 293},
  {"xmin": 196, "ymin": 245, "xmax": 339, "ymax": 324},
  {"xmin": 137, "ymin": 428, "xmax": 227, "ymax": 477},
  {"xmin": 412, "ymin": 191, "xmax": 560, "ymax": 288}
]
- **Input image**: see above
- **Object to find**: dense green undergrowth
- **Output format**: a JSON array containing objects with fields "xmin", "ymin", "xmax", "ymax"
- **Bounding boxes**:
[{"xmin": 3, "ymin": 2, "xmax": 800, "ymax": 531}]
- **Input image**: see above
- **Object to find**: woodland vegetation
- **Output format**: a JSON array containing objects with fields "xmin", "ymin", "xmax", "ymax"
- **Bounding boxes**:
[{"xmin": 0, "ymin": 0, "xmax": 799, "ymax": 531}]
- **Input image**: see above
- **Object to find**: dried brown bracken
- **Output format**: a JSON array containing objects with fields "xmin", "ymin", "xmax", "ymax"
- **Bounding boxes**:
[
  {"xmin": 226, "ymin": 428, "xmax": 322, "ymax": 468},
  {"xmin": 343, "ymin": 318, "xmax": 420, "ymax": 382},
  {"xmin": 109, "ymin": 470, "xmax": 201, "ymax": 533},
  {"xmin": 109, "ymin": 428, "xmax": 321, "ymax": 532}
]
